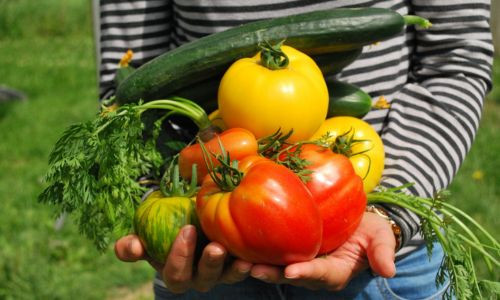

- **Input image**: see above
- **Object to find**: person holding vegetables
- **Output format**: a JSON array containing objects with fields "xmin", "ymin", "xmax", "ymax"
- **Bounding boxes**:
[{"xmin": 97, "ymin": 0, "xmax": 493, "ymax": 299}]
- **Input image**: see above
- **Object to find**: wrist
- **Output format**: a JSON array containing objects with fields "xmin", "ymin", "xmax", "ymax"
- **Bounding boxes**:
[{"xmin": 366, "ymin": 205, "xmax": 403, "ymax": 250}]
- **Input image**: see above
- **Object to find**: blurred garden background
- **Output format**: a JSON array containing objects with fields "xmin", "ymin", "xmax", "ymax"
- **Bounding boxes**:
[{"xmin": 0, "ymin": 0, "xmax": 498, "ymax": 299}]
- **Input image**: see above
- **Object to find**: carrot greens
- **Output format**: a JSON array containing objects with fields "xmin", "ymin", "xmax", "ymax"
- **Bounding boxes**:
[
  {"xmin": 38, "ymin": 98, "xmax": 206, "ymax": 251},
  {"xmin": 368, "ymin": 185, "xmax": 500, "ymax": 300}
]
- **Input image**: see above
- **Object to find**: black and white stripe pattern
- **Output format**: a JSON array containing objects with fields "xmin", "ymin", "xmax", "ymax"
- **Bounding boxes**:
[{"xmin": 96, "ymin": 0, "xmax": 493, "ymax": 257}]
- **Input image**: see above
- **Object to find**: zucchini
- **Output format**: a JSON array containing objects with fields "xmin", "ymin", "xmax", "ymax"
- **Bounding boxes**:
[
  {"xmin": 313, "ymin": 48, "xmax": 362, "ymax": 76},
  {"xmin": 169, "ymin": 48, "xmax": 363, "ymax": 112},
  {"xmin": 116, "ymin": 8, "xmax": 427, "ymax": 104},
  {"xmin": 327, "ymin": 80, "xmax": 372, "ymax": 118}
]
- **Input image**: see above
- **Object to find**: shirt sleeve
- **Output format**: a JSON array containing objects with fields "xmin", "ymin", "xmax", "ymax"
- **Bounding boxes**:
[
  {"xmin": 377, "ymin": 0, "xmax": 493, "ymax": 249},
  {"xmin": 97, "ymin": 0, "xmax": 173, "ymax": 100}
]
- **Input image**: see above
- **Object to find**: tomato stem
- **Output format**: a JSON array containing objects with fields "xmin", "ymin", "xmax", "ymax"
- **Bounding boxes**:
[
  {"xmin": 258, "ymin": 131, "xmax": 317, "ymax": 183},
  {"xmin": 324, "ymin": 128, "xmax": 373, "ymax": 180},
  {"xmin": 160, "ymin": 158, "xmax": 198, "ymax": 198},
  {"xmin": 274, "ymin": 142, "xmax": 314, "ymax": 183},
  {"xmin": 257, "ymin": 129, "xmax": 294, "ymax": 157},
  {"xmin": 199, "ymin": 137, "xmax": 243, "ymax": 192},
  {"xmin": 259, "ymin": 40, "xmax": 289, "ymax": 70}
]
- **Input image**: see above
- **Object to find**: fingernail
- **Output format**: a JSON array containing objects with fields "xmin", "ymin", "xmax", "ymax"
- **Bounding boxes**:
[
  {"xmin": 238, "ymin": 265, "xmax": 251, "ymax": 273},
  {"xmin": 128, "ymin": 239, "xmax": 140, "ymax": 256},
  {"xmin": 285, "ymin": 271, "xmax": 298, "ymax": 279},
  {"xmin": 285, "ymin": 266, "xmax": 299, "ymax": 279},
  {"xmin": 210, "ymin": 247, "xmax": 224, "ymax": 256},
  {"xmin": 182, "ymin": 226, "xmax": 194, "ymax": 241},
  {"xmin": 252, "ymin": 273, "xmax": 267, "ymax": 280}
]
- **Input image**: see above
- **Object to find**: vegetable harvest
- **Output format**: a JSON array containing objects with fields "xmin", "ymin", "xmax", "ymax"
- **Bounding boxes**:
[{"xmin": 38, "ymin": 7, "xmax": 499, "ymax": 300}]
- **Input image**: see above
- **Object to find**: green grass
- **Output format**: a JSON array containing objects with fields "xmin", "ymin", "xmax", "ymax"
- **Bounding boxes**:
[
  {"xmin": 448, "ymin": 100, "xmax": 500, "ymax": 281},
  {"xmin": 489, "ymin": 57, "xmax": 500, "ymax": 103},
  {"xmin": 0, "ymin": 1, "xmax": 154, "ymax": 299},
  {"xmin": 0, "ymin": 0, "xmax": 92, "ymax": 39},
  {"xmin": 0, "ymin": 0, "xmax": 498, "ymax": 299}
]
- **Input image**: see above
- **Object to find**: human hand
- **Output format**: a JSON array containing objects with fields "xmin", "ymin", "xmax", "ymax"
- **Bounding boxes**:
[
  {"xmin": 114, "ymin": 225, "xmax": 253, "ymax": 293},
  {"xmin": 249, "ymin": 212, "xmax": 397, "ymax": 291}
]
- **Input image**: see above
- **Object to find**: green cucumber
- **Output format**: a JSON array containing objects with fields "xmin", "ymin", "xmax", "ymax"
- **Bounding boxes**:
[
  {"xmin": 313, "ymin": 48, "xmax": 363, "ymax": 76},
  {"xmin": 169, "ymin": 48, "xmax": 363, "ymax": 112},
  {"xmin": 116, "ymin": 8, "xmax": 429, "ymax": 104},
  {"xmin": 327, "ymin": 80, "xmax": 372, "ymax": 118}
]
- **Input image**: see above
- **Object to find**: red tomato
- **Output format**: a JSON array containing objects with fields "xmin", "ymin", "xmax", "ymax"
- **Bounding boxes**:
[
  {"xmin": 281, "ymin": 144, "xmax": 366, "ymax": 254},
  {"xmin": 179, "ymin": 128, "xmax": 258, "ymax": 183},
  {"xmin": 196, "ymin": 155, "xmax": 323, "ymax": 265}
]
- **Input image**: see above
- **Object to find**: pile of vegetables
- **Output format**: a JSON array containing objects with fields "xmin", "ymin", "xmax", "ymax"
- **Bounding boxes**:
[{"xmin": 38, "ymin": 7, "xmax": 499, "ymax": 299}]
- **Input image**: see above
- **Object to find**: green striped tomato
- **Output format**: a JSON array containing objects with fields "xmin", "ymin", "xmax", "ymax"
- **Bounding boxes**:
[{"xmin": 134, "ymin": 190, "xmax": 198, "ymax": 263}]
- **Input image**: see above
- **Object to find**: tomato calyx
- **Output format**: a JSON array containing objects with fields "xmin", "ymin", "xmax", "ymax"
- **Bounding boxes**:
[
  {"xmin": 257, "ymin": 128, "xmax": 294, "ymax": 157},
  {"xmin": 159, "ymin": 157, "xmax": 199, "ymax": 198},
  {"xmin": 320, "ymin": 128, "xmax": 374, "ymax": 180},
  {"xmin": 259, "ymin": 40, "xmax": 289, "ymax": 70},
  {"xmin": 274, "ymin": 143, "xmax": 314, "ymax": 183},
  {"xmin": 199, "ymin": 138, "xmax": 243, "ymax": 192},
  {"xmin": 257, "ymin": 129, "xmax": 314, "ymax": 182},
  {"xmin": 319, "ymin": 128, "xmax": 371, "ymax": 157}
]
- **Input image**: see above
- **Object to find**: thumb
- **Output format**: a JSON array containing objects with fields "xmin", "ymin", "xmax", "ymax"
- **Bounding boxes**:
[
  {"xmin": 114, "ymin": 234, "xmax": 146, "ymax": 262},
  {"xmin": 365, "ymin": 224, "xmax": 397, "ymax": 278}
]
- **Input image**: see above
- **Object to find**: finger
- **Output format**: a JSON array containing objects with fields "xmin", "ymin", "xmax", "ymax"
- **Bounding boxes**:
[
  {"xmin": 251, "ymin": 264, "xmax": 287, "ymax": 284},
  {"xmin": 284, "ymin": 258, "xmax": 331, "ymax": 282},
  {"xmin": 366, "ymin": 226, "xmax": 396, "ymax": 278},
  {"xmin": 284, "ymin": 258, "xmax": 352, "ymax": 291},
  {"xmin": 192, "ymin": 242, "xmax": 227, "ymax": 292},
  {"xmin": 220, "ymin": 259, "xmax": 252, "ymax": 284},
  {"xmin": 114, "ymin": 234, "xmax": 145, "ymax": 262},
  {"xmin": 163, "ymin": 225, "xmax": 197, "ymax": 293}
]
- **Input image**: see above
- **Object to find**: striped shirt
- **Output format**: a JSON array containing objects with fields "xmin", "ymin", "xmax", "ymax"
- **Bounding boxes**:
[{"xmin": 95, "ymin": 0, "xmax": 493, "ymax": 260}]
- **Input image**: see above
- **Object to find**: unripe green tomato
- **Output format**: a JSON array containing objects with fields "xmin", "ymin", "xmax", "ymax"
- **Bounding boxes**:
[{"xmin": 134, "ymin": 190, "xmax": 198, "ymax": 263}]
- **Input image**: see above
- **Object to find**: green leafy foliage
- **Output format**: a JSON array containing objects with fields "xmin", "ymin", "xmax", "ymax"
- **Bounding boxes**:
[
  {"xmin": 38, "ymin": 97, "xmax": 209, "ymax": 251},
  {"xmin": 38, "ymin": 104, "xmax": 164, "ymax": 251},
  {"xmin": 368, "ymin": 186, "xmax": 500, "ymax": 300}
]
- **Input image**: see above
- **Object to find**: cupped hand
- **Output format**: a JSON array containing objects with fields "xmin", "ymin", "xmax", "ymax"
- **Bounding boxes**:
[
  {"xmin": 250, "ymin": 212, "xmax": 397, "ymax": 291},
  {"xmin": 114, "ymin": 225, "xmax": 253, "ymax": 293}
]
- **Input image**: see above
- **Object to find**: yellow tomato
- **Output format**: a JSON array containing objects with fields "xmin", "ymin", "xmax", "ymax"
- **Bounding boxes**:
[
  {"xmin": 218, "ymin": 45, "xmax": 328, "ymax": 142},
  {"xmin": 310, "ymin": 117, "xmax": 385, "ymax": 193}
]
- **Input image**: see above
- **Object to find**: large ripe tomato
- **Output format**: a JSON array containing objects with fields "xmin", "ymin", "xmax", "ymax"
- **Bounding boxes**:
[
  {"xmin": 218, "ymin": 45, "xmax": 329, "ymax": 142},
  {"xmin": 196, "ymin": 155, "xmax": 322, "ymax": 265},
  {"xmin": 280, "ymin": 144, "xmax": 366, "ymax": 254},
  {"xmin": 179, "ymin": 128, "xmax": 258, "ymax": 183},
  {"xmin": 310, "ymin": 117, "xmax": 385, "ymax": 193}
]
